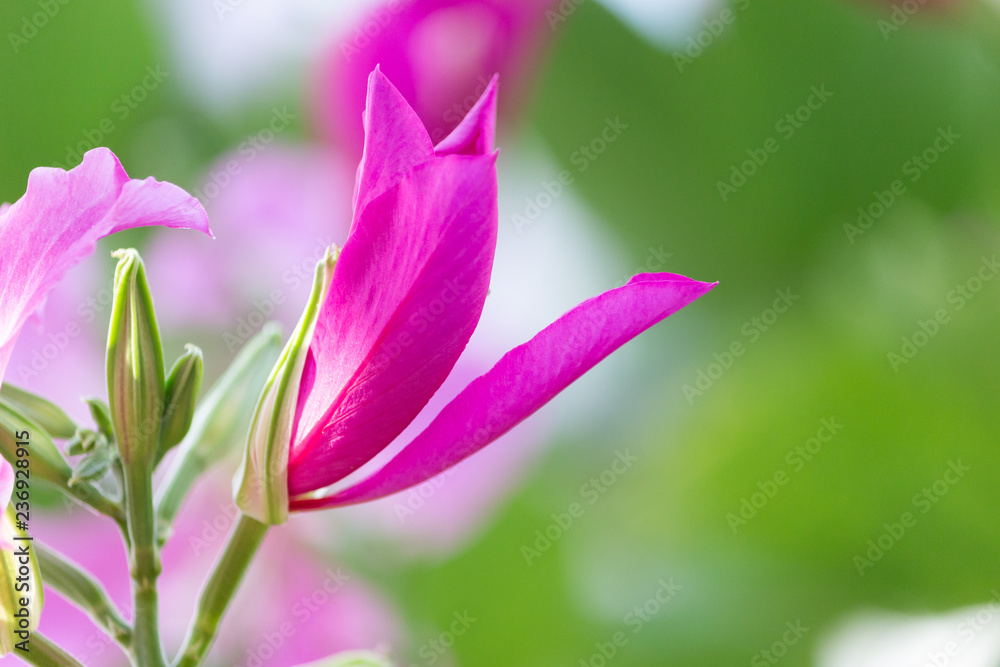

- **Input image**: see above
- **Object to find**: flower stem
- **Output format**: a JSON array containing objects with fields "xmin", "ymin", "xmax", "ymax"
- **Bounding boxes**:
[
  {"xmin": 15, "ymin": 633, "xmax": 86, "ymax": 667},
  {"xmin": 35, "ymin": 542, "xmax": 133, "ymax": 648},
  {"xmin": 122, "ymin": 464, "xmax": 165, "ymax": 667},
  {"xmin": 173, "ymin": 514, "xmax": 268, "ymax": 667}
]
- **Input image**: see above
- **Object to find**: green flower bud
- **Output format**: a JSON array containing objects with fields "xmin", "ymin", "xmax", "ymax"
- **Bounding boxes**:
[
  {"xmin": 234, "ymin": 249, "xmax": 338, "ymax": 525},
  {"xmin": 0, "ymin": 508, "xmax": 43, "ymax": 656},
  {"xmin": 157, "ymin": 344, "xmax": 204, "ymax": 463},
  {"xmin": 0, "ymin": 401, "xmax": 72, "ymax": 486},
  {"xmin": 0, "ymin": 384, "xmax": 76, "ymax": 440},
  {"xmin": 106, "ymin": 249, "xmax": 165, "ymax": 467}
]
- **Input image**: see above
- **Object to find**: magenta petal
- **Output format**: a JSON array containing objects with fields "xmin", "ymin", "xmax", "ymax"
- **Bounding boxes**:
[
  {"xmin": 0, "ymin": 148, "xmax": 210, "ymax": 385},
  {"xmin": 352, "ymin": 67, "xmax": 436, "ymax": 223},
  {"xmin": 294, "ymin": 274, "xmax": 716, "ymax": 510},
  {"xmin": 287, "ymin": 154, "xmax": 499, "ymax": 496},
  {"xmin": 434, "ymin": 74, "xmax": 498, "ymax": 156}
]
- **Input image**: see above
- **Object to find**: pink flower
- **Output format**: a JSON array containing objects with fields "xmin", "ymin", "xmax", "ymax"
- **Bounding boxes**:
[
  {"xmin": 237, "ymin": 68, "xmax": 716, "ymax": 521},
  {"xmin": 0, "ymin": 148, "xmax": 211, "ymax": 389},
  {"xmin": 314, "ymin": 0, "xmax": 554, "ymax": 152}
]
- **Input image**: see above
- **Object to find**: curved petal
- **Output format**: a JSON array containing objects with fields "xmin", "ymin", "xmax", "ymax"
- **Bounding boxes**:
[
  {"xmin": 352, "ymin": 67, "xmax": 435, "ymax": 223},
  {"xmin": 287, "ymin": 154, "xmax": 499, "ymax": 495},
  {"xmin": 0, "ymin": 148, "xmax": 210, "ymax": 385},
  {"xmin": 292, "ymin": 273, "xmax": 716, "ymax": 510},
  {"xmin": 433, "ymin": 74, "xmax": 498, "ymax": 157}
]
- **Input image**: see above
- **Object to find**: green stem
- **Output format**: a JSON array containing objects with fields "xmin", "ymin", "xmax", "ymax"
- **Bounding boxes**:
[
  {"xmin": 35, "ymin": 542, "xmax": 133, "ymax": 648},
  {"xmin": 13, "ymin": 633, "xmax": 86, "ymax": 667},
  {"xmin": 173, "ymin": 514, "xmax": 268, "ymax": 667},
  {"xmin": 123, "ymin": 464, "xmax": 165, "ymax": 667}
]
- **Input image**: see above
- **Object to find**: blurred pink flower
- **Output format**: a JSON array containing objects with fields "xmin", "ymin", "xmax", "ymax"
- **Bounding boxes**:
[
  {"xmin": 0, "ymin": 148, "xmax": 210, "ymax": 389},
  {"xmin": 144, "ymin": 145, "xmax": 352, "ymax": 343},
  {"xmin": 33, "ymin": 477, "xmax": 402, "ymax": 666},
  {"xmin": 314, "ymin": 0, "xmax": 554, "ymax": 152},
  {"xmin": 265, "ymin": 69, "xmax": 715, "ymax": 513}
]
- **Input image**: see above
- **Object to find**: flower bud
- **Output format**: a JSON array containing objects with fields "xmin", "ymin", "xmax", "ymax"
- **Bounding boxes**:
[
  {"xmin": 157, "ymin": 344, "xmax": 204, "ymax": 463},
  {"xmin": 234, "ymin": 249, "xmax": 337, "ymax": 525},
  {"xmin": 0, "ymin": 508, "xmax": 43, "ymax": 655},
  {"xmin": 0, "ymin": 384, "xmax": 76, "ymax": 440},
  {"xmin": 106, "ymin": 249, "xmax": 165, "ymax": 466},
  {"xmin": 0, "ymin": 401, "xmax": 73, "ymax": 486}
]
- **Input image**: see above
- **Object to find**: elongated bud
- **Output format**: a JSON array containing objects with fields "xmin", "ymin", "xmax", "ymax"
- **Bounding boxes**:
[
  {"xmin": 0, "ymin": 384, "xmax": 76, "ymax": 440},
  {"xmin": 234, "ymin": 249, "xmax": 338, "ymax": 525},
  {"xmin": 106, "ymin": 249, "xmax": 165, "ymax": 466},
  {"xmin": 157, "ymin": 344, "xmax": 204, "ymax": 463},
  {"xmin": 0, "ymin": 401, "xmax": 73, "ymax": 486},
  {"xmin": 1, "ymin": 503, "xmax": 43, "ymax": 655}
]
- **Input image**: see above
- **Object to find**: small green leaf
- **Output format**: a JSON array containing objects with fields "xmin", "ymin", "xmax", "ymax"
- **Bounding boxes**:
[
  {"xmin": 69, "ymin": 448, "xmax": 116, "ymax": 487},
  {"xmin": 86, "ymin": 398, "xmax": 115, "ymax": 442}
]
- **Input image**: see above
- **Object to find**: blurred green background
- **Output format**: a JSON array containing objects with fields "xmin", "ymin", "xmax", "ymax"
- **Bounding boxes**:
[{"xmin": 4, "ymin": 0, "xmax": 1000, "ymax": 665}]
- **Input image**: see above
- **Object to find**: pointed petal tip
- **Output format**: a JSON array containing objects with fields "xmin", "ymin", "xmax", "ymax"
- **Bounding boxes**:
[{"xmin": 434, "ymin": 74, "xmax": 500, "ymax": 157}]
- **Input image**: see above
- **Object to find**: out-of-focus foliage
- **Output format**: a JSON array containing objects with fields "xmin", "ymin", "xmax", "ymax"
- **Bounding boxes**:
[{"xmin": 4, "ymin": 0, "xmax": 1000, "ymax": 664}]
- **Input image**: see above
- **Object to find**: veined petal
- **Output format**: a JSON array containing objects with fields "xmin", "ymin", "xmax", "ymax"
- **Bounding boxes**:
[
  {"xmin": 293, "ymin": 274, "xmax": 716, "ymax": 509},
  {"xmin": 288, "ymin": 154, "xmax": 498, "ymax": 496},
  {"xmin": 0, "ymin": 148, "xmax": 210, "ymax": 386},
  {"xmin": 352, "ymin": 66, "xmax": 435, "ymax": 223},
  {"xmin": 434, "ymin": 74, "xmax": 498, "ymax": 157}
]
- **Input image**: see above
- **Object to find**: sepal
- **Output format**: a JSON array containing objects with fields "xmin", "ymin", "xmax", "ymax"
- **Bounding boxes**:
[{"xmin": 234, "ymin": 249, "xmax": 338, "ymax": 525}]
